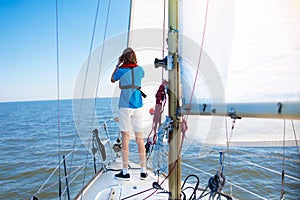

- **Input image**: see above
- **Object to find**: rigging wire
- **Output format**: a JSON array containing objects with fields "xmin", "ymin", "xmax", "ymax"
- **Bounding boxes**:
[
  {"xmin": 94, "ymin": 0, "xmax": 111, "ymax": 108},
  {"xmin": 55, "ymin": 0, "xmax": 62, "ymax": 198},
  {"xmin": 36, "ymin": 128, "xmax": 116, "ymax": 197},
  {"xmin": 282, "ymin": 119, "xmax": 286, "ymax": 171},
  {"xmin": 291, "ymin": 119, "xmax": 300, "ymax": 160},
  {"xmin": 280, "ymin": 119, "xmax": 286, "ymax": 199},
  {"xmin": 36, "ymin": 159, "xmax": 62, "ymax": 195},
  {"xmin": 181, "ymin": 163, "xmax": 268, "ymax": 200},
  {"xmin": 234, "ymin": 157, "xmax": 300, "ymax": 182},
  {"xmin": 68, "ymin": 135, "xmax": 78, "ymax": 179},
  {"xmin": 78, "ymin": 0, "xmax": 102, "ymax": 198},
  {"xmin": 181, "ymin": 150, "xmax": 300, "ymax": 183},
  {"xmin": 34, "ymin": 142, "xmax": 85, "ymax": 196},
  {"xmin": 220, "ymin": 148, "xmax": 300, "ymax": 163},
  {"xmin": 225, "ymin": 117, "xmax": 233, "ymax": 195},
  {"xmin": 182, "ymin": 152, "xmax": 300, "ymax": 182},
  {"xmin": 88, "ymin": 0, "xmax": 112, "ymax": 166},
  {"xmin": 37, "ymin": 159, "xmax": 97, "ymax": 195},
  {"xmin": 78, "ymin": 0, "xmax": 113, "ymax": 198},
  {"xmin": 144, "ymin": 129, "xmax": 189, "ymax": 199}
]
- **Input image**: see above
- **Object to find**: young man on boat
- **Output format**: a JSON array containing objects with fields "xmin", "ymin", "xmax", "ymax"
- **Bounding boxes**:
[{"xmin": 111, "ymin": 47, "xmax": 147, "ymax": 180}]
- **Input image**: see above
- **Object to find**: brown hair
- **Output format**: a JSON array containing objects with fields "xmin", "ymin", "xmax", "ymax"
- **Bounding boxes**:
[{"xmin": 119, "ymin": 47, "xmax": 137, "ymax": 64}]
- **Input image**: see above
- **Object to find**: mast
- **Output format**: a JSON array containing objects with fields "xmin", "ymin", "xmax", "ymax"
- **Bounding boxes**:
[{"xmin": 168, "ymin": 0, "xmax": 181, "ymax": 199}]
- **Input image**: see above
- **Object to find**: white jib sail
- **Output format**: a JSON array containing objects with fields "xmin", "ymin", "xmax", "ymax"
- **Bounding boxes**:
[{"xmin": 126, "ymin": 0, "xmax": 169, "ymax": 138}]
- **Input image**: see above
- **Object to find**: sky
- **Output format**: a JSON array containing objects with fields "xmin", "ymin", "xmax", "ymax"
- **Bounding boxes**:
[
  {"xmin": 1, "ymin": 0, "xmax": 299, "ymax": 104},
  {"xmin": 0, "ymin": 0, "xmax": 130, "ymax": 102}
]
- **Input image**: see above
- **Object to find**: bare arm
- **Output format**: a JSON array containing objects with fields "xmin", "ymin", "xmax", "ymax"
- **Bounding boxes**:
[
  {"xmin": 111, "ymin": 58, "xmax": 122, "ymax": 83},
  {"xmin": 111, "ymin": 66, "xmax": 118, "ymax": 83}
]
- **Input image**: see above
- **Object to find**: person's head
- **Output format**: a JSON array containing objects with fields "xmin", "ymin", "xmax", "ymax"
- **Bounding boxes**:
[{"xmin": 119, "ymin": 47, "xmax": 137, "ymax": 64}]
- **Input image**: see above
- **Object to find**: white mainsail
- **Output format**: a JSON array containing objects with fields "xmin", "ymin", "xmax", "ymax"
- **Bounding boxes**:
[
  {"xmin": 179, "ymin": 0, "xmax": 234, "ymax": 102},
  {"xmin": 178, "ymin": 0, "xmax": 235, "ymax": 155},
  {"xmin": 227, "ymin": 0, "xmax": 300, "ymax": 102},
  {"xmin": 179, "ymin": 0, "xmax": 300, "ymax": 103},
  {"xmin": 179, "ymin": 0, "xmax": 300, "ymax": 147},
  {"xmin": 223, "ymin": 0, "xmax": 300, "ymax": 145}
]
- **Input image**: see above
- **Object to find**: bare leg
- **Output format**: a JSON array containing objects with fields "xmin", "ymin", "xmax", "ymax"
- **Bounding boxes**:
[
  {"xmin": 121, "ymin": 131, "xmax": 130, "ymax": 169},
  {"xmin": 135, "ymin": 132, "xmax": 146, "ymax": 168}
]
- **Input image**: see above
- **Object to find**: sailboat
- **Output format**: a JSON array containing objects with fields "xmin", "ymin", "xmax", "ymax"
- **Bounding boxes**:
[{"xmin": 32, "ymin": 0, "xmax": 300, "ymax": 199}]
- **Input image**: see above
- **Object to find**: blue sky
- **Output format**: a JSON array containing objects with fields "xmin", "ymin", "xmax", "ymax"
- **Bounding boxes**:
[{"xmin": 0, "ymin": 0, "xmax": 130, "ymax": 102}]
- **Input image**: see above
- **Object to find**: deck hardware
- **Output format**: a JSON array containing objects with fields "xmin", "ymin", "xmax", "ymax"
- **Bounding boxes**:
[
  {"xmin": 211, "ymin": 108, "xmax": 216, "ymax": 114},
  {"xmin": 228, "ymin": 108, "xmax": 241, "ymax": 119},
  {"xmin": 202, "ymin": 103, "xmax": 207, "ymax": 112},
  {"xmin": 278, "ymin": 102, "xmax": 283, "ymax": 114},
  {"xmin": 154, "ymin": 55, "xmax": 174, "ymax": 70}
]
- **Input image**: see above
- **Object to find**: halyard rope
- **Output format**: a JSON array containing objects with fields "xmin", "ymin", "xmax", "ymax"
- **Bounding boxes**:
[{"xmin": 185, "ymin": 0, "xmax": 210, "ymax": 113}]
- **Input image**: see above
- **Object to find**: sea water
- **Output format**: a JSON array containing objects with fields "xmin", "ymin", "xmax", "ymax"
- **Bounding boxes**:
[{"xmin": 0, "ymin": 99, "xmax": 299, "ymax": 200}]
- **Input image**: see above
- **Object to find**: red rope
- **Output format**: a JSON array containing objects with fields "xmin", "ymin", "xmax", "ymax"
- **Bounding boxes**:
[
  {"xmin": 146, "ymin": 80, "xmax": 168, "ymax": 145},
  {"xmin": 188, "ymin": 0, "xmax": 210, "ymax": 107}
]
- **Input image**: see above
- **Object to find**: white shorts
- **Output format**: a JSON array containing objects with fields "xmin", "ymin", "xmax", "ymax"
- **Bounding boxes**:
[{"xmin": 119, "ymin": 107, "xmax": 144, "ymax": 132}]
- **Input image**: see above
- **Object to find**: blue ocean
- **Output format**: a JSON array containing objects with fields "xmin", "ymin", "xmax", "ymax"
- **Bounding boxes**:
[{"xmin": 0, "ymin": 99, "xmax": 299, "ymax": 200}]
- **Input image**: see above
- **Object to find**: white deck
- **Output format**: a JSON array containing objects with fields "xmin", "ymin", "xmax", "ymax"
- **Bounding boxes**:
[
  {"xmin": 75, "ymin": 159, "xmax": 170, "ymax": 200},
  {"xmin": 74, "ymin": 158, "xmax": 234, "ymax": 200}
]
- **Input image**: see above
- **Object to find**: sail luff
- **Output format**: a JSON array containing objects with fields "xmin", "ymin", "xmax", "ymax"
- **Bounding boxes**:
[{"xmin": 168, "ymin": 0, "xmax": 182, "ymax": 199}]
